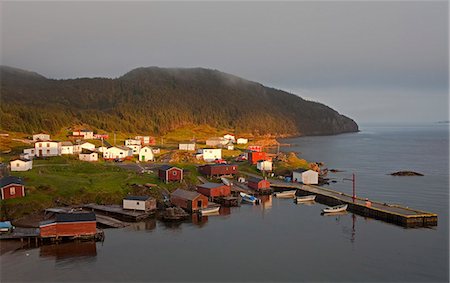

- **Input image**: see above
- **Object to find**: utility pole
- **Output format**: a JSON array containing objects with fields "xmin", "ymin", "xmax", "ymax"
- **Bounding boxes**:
[
  {"xmin": 114, "ymin": 132, "xmax": 116, "ymax": 146},
  {"xmin": 344, "ymin": 173, "xmax": 356, "ymax": 203}
]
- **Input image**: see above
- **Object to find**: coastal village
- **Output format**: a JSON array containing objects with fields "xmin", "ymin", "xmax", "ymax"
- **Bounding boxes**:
[{"xmin": 0, "ymin": 127, "xmax": 438, "ymax": 248}]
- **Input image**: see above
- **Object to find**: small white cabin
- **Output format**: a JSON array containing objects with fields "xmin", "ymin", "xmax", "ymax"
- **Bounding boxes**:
[
  {"xmin": 179, "ymin": 143, "xmax": 196, "ymax": 151},
  {"xmin": 223, "ymin": 134, "xmax": 236, "ymax": 142},
  {"xmin": 32, "ymin": 133, "xmax": 50, "ymax": 142},
  {"xmin": 10, "ymin": 159, "xmax": 32, "ymax": 171},
  {"xmin": 60, "ymin": 141, "xmax": 74, "ymax": 155},
  {"xmin": 139, "ymin": 146, "xmax": 154, "ymax": 162},
  {"xmin": 123, "ymin": 196, "xmax": 156, "ymax": 211},
  {"xmin": 103, "ymin": 146, "xmax": 133, "ymax": 160},
  {"xmin": 237, "ymin": 138, "xmax": 248, "ymax": 144},
  {"xmin": 79, "ymin": 150, "xmax": 98, "ymax": 162},
  {"xmin": 292, "ymin": 169, "xmax": 319, "ymax": 185},
  {"xmin": 199, "ymin": 148, "xmax": 222, "ymax": 162},
  {"xmin": 257, "ymin": 160, "xmax": 273, "ymax": 172}
]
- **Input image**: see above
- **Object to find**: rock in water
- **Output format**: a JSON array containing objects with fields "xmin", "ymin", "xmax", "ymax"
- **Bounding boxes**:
[{"xmin": 390, "ymin": 171, "xmax": 424, "ymax": 176}]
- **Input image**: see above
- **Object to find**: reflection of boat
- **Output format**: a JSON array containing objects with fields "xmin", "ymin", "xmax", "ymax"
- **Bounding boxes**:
[
  {"xmin": 295, "ymin": 195, "xmax": 316, "ymax": 203},
  {"xmin": 199, "ymin": 206, "xmax": 220, "ymax": 215},
  {"xmin": 321, "ymin": 210, "xmax": 348, "ymax": 216},
  {"xmin": 274, "ymin": 190, "xmax": 296, "ymax": 198},
  {"xmin": 322, "ymin": 204, "xmax": 348, "ymax": 213},
  {"xmin": 240, "ymin": 192, "xmax": 260, "ymax": 204}
]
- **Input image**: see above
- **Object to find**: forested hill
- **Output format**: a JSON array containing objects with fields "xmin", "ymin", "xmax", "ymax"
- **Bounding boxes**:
[{"xmin": 0, "ymin": 65, "xmax": 358, "ymax": 136}]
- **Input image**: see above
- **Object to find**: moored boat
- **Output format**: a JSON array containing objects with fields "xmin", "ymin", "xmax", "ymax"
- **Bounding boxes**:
[
  {"xmin": 199, "ymin": 206, "xmax": 220, "ymax": 215},
  {"xmin": 240, "ymin": 192, "xmax": 260, "ymax": 204},
  {"xmin": 295, "ymin": 195, "xmax": 316, "ymax": 203},
  {"xmin": 274, "ymin": 190, "xmax": 297, "ymax": 198},
  {"xmin": 321, "ymin": 204, "xmax": 348, "ymax": 213}
]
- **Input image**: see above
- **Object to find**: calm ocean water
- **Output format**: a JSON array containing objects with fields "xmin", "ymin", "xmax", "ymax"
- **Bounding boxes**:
[{"xmin": 1, "ymin": 124, "xmax": 448, "ymax": 282}]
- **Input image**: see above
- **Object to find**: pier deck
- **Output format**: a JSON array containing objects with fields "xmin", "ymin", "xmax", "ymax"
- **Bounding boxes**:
[{"xmin": 83, "ymin": 204, "xmax": 154, "ymax": 222}]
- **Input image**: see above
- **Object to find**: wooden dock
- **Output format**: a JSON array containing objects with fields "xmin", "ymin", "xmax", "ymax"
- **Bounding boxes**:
[
  {"xmin": 95, "ymin": 214, "xmax": 130, "ymax": 228},
  {"xmin": 83, "ymin": 204, "xmax": 154, "ymax": 222},
  {"xmin": 270, "ymin": 181, "xmax": 437, "ymax": 228}
]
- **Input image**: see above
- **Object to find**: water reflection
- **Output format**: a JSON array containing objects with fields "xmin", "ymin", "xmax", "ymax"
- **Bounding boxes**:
[
  {"xmin": 128, "ymin": 218, "xmax": 157, "ymax": 232},
  {"xmin": 259, "ymin": 195, "xmax": 272, "ymax": 209},
  {"xmin": 39, "ymin": 241, "xmax": 97, "ymax": 264}
]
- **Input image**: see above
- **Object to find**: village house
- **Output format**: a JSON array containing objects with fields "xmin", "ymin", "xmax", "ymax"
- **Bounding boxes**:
[
  {"xmin": 125, "ymin": 139, "xmax": 141, "ymax": 146},
  {"xmin": 248, "ymin": 145, "xmax": 263, "ymax": 152},
  {"xmin": 198, "ymin": 164, "xmax": 238, "ymax": 177},
  {"xmin": 34, "ymin": 141, "xmax": 61, "ymax": 157},
  {"xmin": 247, "ymin": 177, "xmax": 271, "ymax": 191},
  {"xmin": 135, "ymin": 136, "xmax": 156, "ymax": 145},
  {"xmin": 225, "ymin": 141, "xmax": 234, "ymax": 150},
  {"xmin": 198, "ymin": 148, "xmax": 222, "ymax": 162},
  {"xmin": 97, "ymin": 146, "xmax": 108, "ymax": 153},
  {"xmin": 73, "ymin": 142, "xmax": 96, "ymax": 154},
  {"xmin": 206, "ymin": 137, "xmax": 226, "ymax": 147},
  {"xmin": 39, "ymin": 212, "xmax": 97, "ymax": 238},
  {"xmin": 10, "ymin": 159, "xmax": 32, "ymax": 171},
  {"xmin": 127, "ymin": 144, "xmax": 141, "ymax": 155},
  {"xmin": 158, "ymin": 165, "xmax": 183, "ymax": 183},
  {"xmin": 79, "ymin": 150, "xmax": 98, "ymax": 162},
  {"xmin": 257, "ymin": 160, "xmax": 273, "ymax": 172},
  {"xmin": 292, "ymin": 169, "xmax": 319, "ymax": 185},
  {"xmin": 72, "ymin": 129, "xmax": 94, "ymax": 140},
  {"xmin": 139, "ymin": 146, "xmax": 154, "ymax": 162},
  {"xmin": 248, "ymin": 151, "xmax": 267, "ymax": 165},
  {"xmin": 237, "ymin": 138, "xmax": 248, "ymax": 144},
  {"xmin": 123, "ymin": 196, "xmax": 156, "ymax": 211},
  {"xmin": 0, "ymin": 176, "xmax": 25, "ymax": 200},
  {"xmin": 178, "ymin": 143, "xmax": 196, "ymax": 151},
  {"xmin": 32, "ymin": 133, "xmax": 50, "ymax": 142},
  {"xmin": 223, "ymin": 134, "xmax": 236, "ymax": 142},
  {"xmin": 196, "ymin": 182, "xmax": 231, "ymax": 198},
  {"xmin": 170, "ymin": 189, "xmax": 208, "ymax": 212},
  {"xmin": 94, "ymin": 134, "xmax": 109, "ymax": 139},
  {"xmin": 60, "ymin": 141, "xmax": 74, "ymax": 155},
  {"xmin": 23, "ymin": 148, "xmax": 36, "ymax": 158},
  {"xmin": 103, "ymin": 146, "xmax": 133, "ymax": 160}
]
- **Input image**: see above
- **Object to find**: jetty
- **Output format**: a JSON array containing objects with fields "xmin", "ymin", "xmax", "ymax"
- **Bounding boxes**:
[
  {"xmin": 270, "ymin": 181, "xmax": 437, "ymax": 228},
  {"xmin": 83, "ymin": 203, "xmax": 154, "ymax": 222}
]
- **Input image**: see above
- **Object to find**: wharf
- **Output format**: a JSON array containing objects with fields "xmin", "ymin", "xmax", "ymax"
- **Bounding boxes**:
[
  {"xmin": 270, "ymin": 181, "xmax": 437, "ymax": 228},
  {"xmin": 83, "ymin": 204, "xmax": 154, "ymax": 222},
  {"xmin": 95, "ymin": 214, "xmax": 130, "ymax": 228}
]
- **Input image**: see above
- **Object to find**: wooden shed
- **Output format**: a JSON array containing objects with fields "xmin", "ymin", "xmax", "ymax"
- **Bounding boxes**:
[
  {"xmin": 39, "ymin": 212, "xmax": 97, "ymax": 238},
  {"xmin": 247, "ymin": 177, "xmax": 271, "ymax": 191},
  {"xmin": 170, "ymin": 189, "xmax": 208, "ymax": 212},
  {"xmin": 0, "ymin": 176, "xmax": 25, "ymax": 200},
  {"xmin": 123, "ymin": 195, "xmax": 156, "ymax": 211},
  {"xmin": 158, "ymin": 165, "xmax": 183, "ymax": 183},
  {"xmin": 248, "ymin": 151, "xmax": 267, "ymax": 165},
  {"xmin": 196, "ymin": 182, "xmax": 231, "ymax": 198},
  {"xmin": 292, "ymin": 169, "xmax": 319, "ymax": 185},
  {"xmin": 198, "ymin": 164, "xmax": 238, "ymax": 177}
]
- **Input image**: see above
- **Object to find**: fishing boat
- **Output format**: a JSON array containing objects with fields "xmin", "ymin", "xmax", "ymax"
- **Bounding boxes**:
[
  {"xmin": 240, "ymin": 192, "xmax": 260, "ymax": 204},
  {"xmin": 199, "ymin": 206, "xmax": 220, "ymax": 215},
  {"xmin": 321, "ymin": 204, "xmax": 348, "ymax": 213},
  {"xmin": 274, "ymin": 190, "xmax": 297, "ymax": 198},
  {"xmin": 295, "ymin": 195, "xmax": 316, "ymax": 203}
]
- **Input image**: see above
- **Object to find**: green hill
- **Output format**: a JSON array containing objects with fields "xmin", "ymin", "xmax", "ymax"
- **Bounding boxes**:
[{"xmin": 0, "ymin": 66, "xmax": 358, "ymax": 136}]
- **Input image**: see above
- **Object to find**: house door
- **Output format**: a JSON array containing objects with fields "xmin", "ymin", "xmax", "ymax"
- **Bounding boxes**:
[
  {"xmin": 141, "ymin": 155, "xmax": 145, "ymax": 161},
  {"xmin": 38, "ymin": 150, "xmax": 42, "ymax": 157},
  {"xmin": 197, "ymin": 200, "xmax": 202, "ymax": 208}
]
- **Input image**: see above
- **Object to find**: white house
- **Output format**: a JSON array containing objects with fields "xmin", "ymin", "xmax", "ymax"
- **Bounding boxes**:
[
  {"xmin": 74, "ymin": 142, "xmax": 96, "ymax": 153},
  {"xmin": 34, "ymin": 141, "xmax": 61, "ymax": 157},
  {"xmin": 293, "ymin": 169, "xmax": 319, "ymax": 185},
  {"xmin": 223, "ymin": 134, "xmax": 236, "ymax": 142},
  {"xmin": 152, "ymin": 148, "xmax": 160, "ymax": 154},
  {"xmin": 134, "ymin": 136, "xmax": 155, "ymax": 145},
  {"xmin": 32, "ymin": 133, "xmax": 50, "ymax": 142},
  {"xmin": 10, "ymin": 159, "xmax": 32, "ymax": 171},
  {"xmin": 97, "ymin": 146, "xmax": 108, "ymax": 153},
  {"xmin": 127, "ymin": 145, "xmax": 141, "ymax": 155},
  {"xmin": 257, "ymin": 160, "xmax": 273, "ymax": 172},
  {"xmin": 139, "ymin": 146, "xmax": 154, "ymax": 162},
  {"xmin": 125, "ymin": 139, "xmax": 141, "ymax": 146},
  {"xmin": 72, "ymin": 129, "xmax": 94, "ymax": 140},
  {"xmin": 179, "ymin": 143, "xmax": 195, "ymax": 151},
  {"xmin": 206, "ymin": 137, "xmax": 227, "ymax": 147},
  {"xmin": 103, "ymin": 146, "xmax": 133, "ymax": 160},
  {"xmin": 123, "ymin": 196, "xmax": 156, "ymax": 211},
  {"xmin": 60, "ymin": 141, "xmax": 74, "ymax": 155},
  {"xmin": 237, "ymin": 138, "xmax": 248, "ymax": 144},
  {"xmin": 79, "ymin": 150, "xmax": 98, "ymax": 162},
  {"xmin": 23, "ymin": 148, "xmax": 36, "ymax": 157},
  {"xmin": 199, "ymin": 148, "xmax": 222, "ymax": 162}
]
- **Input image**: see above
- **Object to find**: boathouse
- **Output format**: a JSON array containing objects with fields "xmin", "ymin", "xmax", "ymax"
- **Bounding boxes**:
[
  {"xmin": 248, "ymin": 151, "xmax": 267, "ymax": 165},
  {"xmin": 0, "ymin": 176, "xmax": 25, "ymax": 200},
  {"xmin": 196, "ymin": 182, "xmax": 231, "ymax": 198},
  {"xmin": 39, "ymin": 212, "xmax": 97, "ymax": 238},
  {"xmin": 198, "ymin": 164, "xmax": 238, "ymax": 177},
  {"xmin": 158, "ymin": 165, "xmax": 183, "ymax": 183},
  {"xmin": 292, "ymin": 169, "xmax": 319, "ymax": 185},
  {"xmin": 170, "ymin": 189, "xmax": 208, "ymax": 212},
  {"xmin": 123, "ymin": 196, "xmax": 156, "ymax": 211},
  {"xmin": 247, "ymin": 177, "xmax": 271, "ymax": 191}
]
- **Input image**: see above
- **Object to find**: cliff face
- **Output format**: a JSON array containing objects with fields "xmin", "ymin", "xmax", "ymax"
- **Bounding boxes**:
[{"xmin": 0, "ymin": 66, "xmax": 358, "ymax": 136}]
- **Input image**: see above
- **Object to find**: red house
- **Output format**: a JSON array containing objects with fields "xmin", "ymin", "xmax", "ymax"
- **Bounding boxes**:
[
  {"xmin": 248, "ymin": 151, "xmax": 267, "ymax": 165},
  {"xmin": 248, "ymin": 145, "xmax": 262, "ymax": 152},
  {"xmin": 196, "ymin": 182, "xmax": 231, "ymax": 198},
  {"xmin": 198, "ymin": 164, "xmax": 238, "ymax": 177},
  {"xmin": 0, "ymin": 176, "xmax": 25, "ymax": 200},
  {"xmin": 39, "ymin": 213, "xmax": 97, "ymax": 238},
  {"xmin": 170, "ymin": 189, "xmax": 208, "ymax": 212},
  {"xmin": 247, "ymin": 177, "xmax": 271, "ymax": 190},
  {"xmin": 158, "ymin": 165, "xmax": 183, "ymax": 183}
]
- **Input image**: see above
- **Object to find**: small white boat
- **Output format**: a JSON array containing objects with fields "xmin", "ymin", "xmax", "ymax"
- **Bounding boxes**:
[
  {"xmin": 322, "ymin": 204, "xmax": 348, "ymax": 213},
  {"xmin": 274, "ymin": 190, "xmax": 297, "ymax": 198},
  {"xmin": 199, "ymin": 206, "xmax": 220, "ymax": 215},
  {"xmin": 240, "ymin": 192, "xmax": 260, "ymax": 204},
  {"xmin": 295, "ymin": 195, "xmax": 316, "ymax": 203}
]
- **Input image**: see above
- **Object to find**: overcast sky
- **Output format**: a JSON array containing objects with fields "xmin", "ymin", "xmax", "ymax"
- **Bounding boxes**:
[{"xmin": 1, "ymin": 1, "xmax": 448, "ymax": 124}]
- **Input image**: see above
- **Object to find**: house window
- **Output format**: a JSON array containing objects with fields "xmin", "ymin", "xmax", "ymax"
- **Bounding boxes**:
[
  {"xmin": 136, "ymin": 202, "xmax": 139, "ymax": 205},
  {"xmin": 39, "ymin": 143, "xmax": 42, "ymax": 147},
  {"xmin": 31, "ymin": 150, "xmax": 34, "ymax": 154},
  {"xmin": 10, "ymin": 187, "xmax": 15, "ymax": 195},
  {"xmin": 47, "ymin": 143, "xmax": 50, "ymax": 147},
  {"xmin": 172, "ymin": 171, "xmax": 177, "ymax": 176},
  {"xmin": 16, "ymin": 163, "xmax": 19, "ymax": 167},
  {"xmin": 47, "ymin": 150, "xmax": 50, "ymax": 154}
]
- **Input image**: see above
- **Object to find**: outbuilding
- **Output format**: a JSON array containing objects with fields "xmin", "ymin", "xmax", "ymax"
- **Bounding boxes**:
[
  {"xmin": 248, "ymin": 151, "xmax": 267, "ymax": 165},
  {"xmin": 0, "ymin": 176, "xmax": 25, "ymax": 200},
  {"xmin": 257, "ymin": 160, "xmax": 273, "ymax": 172},
  {"xmin": 39, "ymin": 212, "xmax": 97, "ymax": 238},
  {"xmin": 170, "ymin": 189, "xmax": 208, "ymax": 212},
  {"xmin": 292, "ymin": 169, "xmax": 319, "ymax": 185},
  {"xmin": 60, "ymin": 141, "xmax": 74, "ymax": 155},
  {"xmin": 178, "ymin": 143, "xmax": 196, "ymax": 151},
  {"xmin": 247, "ymin": 177, "xmax": 271, "ymax": 191},
  {"xmin": 79, "ymin": 150, "xmax": 98, "ymax": 162},
  {"xmin": 103, "ymin": 146, "xmax": 133, "ymax": 161},
  {"xmin": 198, "ymin": 164, "xmax": 238, "ymax": 177},
  {"xmin": 139, "ymin": 146, "xmax": 154, "ymax": 162},
  {"xmin": 237, "ymin": 138, "xmax": 248, "ymax": 144},
  {"xmin": 158, "ymin": 165, "xmax": 183, "ymax": 183},
  {"xmin": 10, "ymin": 159, "xmax": 32, "ymax": 171},
  {"xmin": 33, "ymin": 133, "xmax": 51, "ymax": 142},
  {"xmin": 123, "ymin": 196, "xmax": 156, "ymax": 211},
  {"xmin": 199, "ymin": 148, "xmax": 222, "ymax": 162},
  {"xmin": 196, "ymin": 182, "xmax": 231, "ymax": 198}
]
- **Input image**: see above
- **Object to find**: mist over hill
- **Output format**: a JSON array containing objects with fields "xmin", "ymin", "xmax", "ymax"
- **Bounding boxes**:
[{"xmin": 0, "ymin": 66, "xmax": 358, "ymax": 136}]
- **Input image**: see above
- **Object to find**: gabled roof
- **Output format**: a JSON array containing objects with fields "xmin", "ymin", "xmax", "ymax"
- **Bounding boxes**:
[
  {"xmin": 0, "ymin": 176, "xmax": 24, "ymax": 187},
  {"xmin": 197, "ymin": 182, "xmax": 226, "ymax": 189},
  {"xmin": 159, "ymin": 165, "xmax": 182, "ymax": 171},
  {"xmin": 55, "ymin": 212, "xmax": 96, "ymax": 223},
  {"xmin": 293, "ymin": 168, "xmax": 309, "ymax": 173},
  {"xmin": 116, "ymin": 146, "xmax": 132, "ymax": 151},
  {"xmin": 248, "ymin": 177, "xmax": 264, "ymax": 183},
  {"xmin": 61, "ymin": 141, "xmax": 73, "ymax": 146},
  {"xmin": 171, "ymin": 189, "xmax": 202, "ymax": 201},
  {"xmin": 80, "ymin": 149, "xmax": 96, "ymax": 154},
  {"xmin": 124, "ymin": 195, "xmax": 152, "ymax": 201},
  {"xmin": 11, "ymin": 158, "xmax": 31, "ymax": 163}
]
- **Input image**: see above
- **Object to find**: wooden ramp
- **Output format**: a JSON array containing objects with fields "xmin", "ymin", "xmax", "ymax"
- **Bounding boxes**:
[{"xmin": 95, "ymin": 214, "xmax": 130, "ymax": 228}]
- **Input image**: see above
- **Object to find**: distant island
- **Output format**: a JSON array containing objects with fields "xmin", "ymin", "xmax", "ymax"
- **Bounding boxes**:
[{"xmin": 0, "ymin": 65, "xmax": 358, "ymax": 137}]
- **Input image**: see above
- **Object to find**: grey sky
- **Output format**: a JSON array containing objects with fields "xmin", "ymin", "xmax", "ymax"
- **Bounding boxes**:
[{"xmin": 1, "ymin": 1, "xmax": 448, "ymax": 123}]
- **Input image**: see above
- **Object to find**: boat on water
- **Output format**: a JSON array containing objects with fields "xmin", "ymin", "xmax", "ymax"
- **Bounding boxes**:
[
  {"xmin": 321, "ymin": 204, "xmax": 348, "ymax": 213},
  {"xmin": 295, "ymin": 195, "xmax": 316, "ymax": 203},
  {"xmin": 274, "ymin": 190, "xmax": 297, "ymax": 198},
  {"xmin": 240, "ymin": 192, "xmax": 260, "ymax": 204},
  {"xmin": 199, "ymin": 206, "xmax": 220, "ymax": 215}
]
